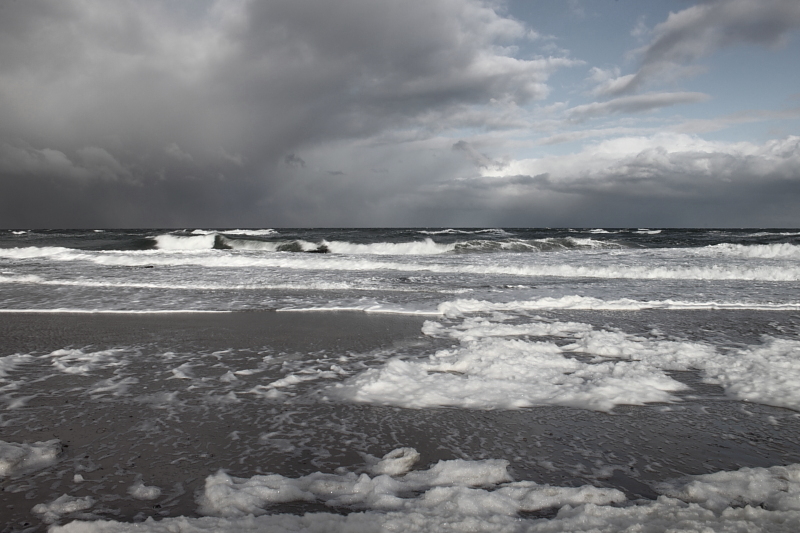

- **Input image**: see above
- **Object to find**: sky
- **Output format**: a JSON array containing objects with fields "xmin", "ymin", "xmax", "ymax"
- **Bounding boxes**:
[{"xmin": 1, "ymin": 0, "xmax": 799, "ymax": 228}]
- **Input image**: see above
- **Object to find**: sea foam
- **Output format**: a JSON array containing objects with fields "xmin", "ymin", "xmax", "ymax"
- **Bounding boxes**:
[
  {"xmin": 437, "ymin": 296, "xmax": 800, "ymax": 315},
  {"xmin": 50, "ymin": 454, "xmax": 800, "ymax": 533},
  {"xmin": 332, "ymin": 312, "xmax": 800, "ymax": 412},
  {"xmin": 0, "ymin": 439, "xmax": 62, "ymax": 477}
]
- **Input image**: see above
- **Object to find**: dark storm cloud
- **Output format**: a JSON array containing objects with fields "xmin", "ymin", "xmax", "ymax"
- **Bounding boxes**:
[
  {"xmin": 2, "ymin": 0, "xmax": 799, "ymax": 228},
  {"xmin": 452, "ymin": 140, "xmax": 506, "ymax": 170},
  {"xmin": 596, "ymin": 0, "xmax": 800, "ymax": 95},
  {"xmin": 284, "ymin": 154, "xmax": 306, "ymax": 168},
  {"xmin": 0, "ymin": 0, "xmax": 575, "ymax": 227}
]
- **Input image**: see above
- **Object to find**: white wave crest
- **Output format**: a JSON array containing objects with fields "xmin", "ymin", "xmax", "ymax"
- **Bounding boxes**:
[
  {"xmin": 701, "ymin": 243, "xmax": 800, "ymax": 259},
  {"xmin": 747, "ymin": 231, "xmax": 800, "ymax": 237},
  {"xmin": 221, "ymin": 229, "xmax": 278, "ymax": 236},
  {"xmin": 322, "ymin": 238, "xmax": 455, "ymax": 255},
  {"xmin": 0, "ymin": 246, "xmax": 73, "ymax": 259},
  {"xmin": 197, "ymin": 235, "xmax": 455, "ymax": 254},
  {"xmin": 154, "ymin": 234, "xmax": 216, "ymax": 250},
  {"xmin": 529, "ymin": 237, "xmax": 623, "ymax": 250}
]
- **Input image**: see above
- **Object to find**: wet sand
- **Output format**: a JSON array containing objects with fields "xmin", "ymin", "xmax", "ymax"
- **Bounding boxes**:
[{"xmin": 2, "ymin": 311, "xmax": 800, "ymax": 531}]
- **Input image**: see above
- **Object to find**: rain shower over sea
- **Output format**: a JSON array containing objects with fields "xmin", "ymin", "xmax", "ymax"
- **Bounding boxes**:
[{"xmin": 1, "ymin": 227, "xmax": 800, "ymax": 531}]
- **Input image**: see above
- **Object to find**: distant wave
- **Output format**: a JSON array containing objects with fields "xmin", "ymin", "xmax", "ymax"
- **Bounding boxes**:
[
  {"xmin": 188, "ymin": 229, "xmax": 277, "ymax": 237},
  {"xmin": 322, "ymin": 238, "xmax": 454, "ymax": 255},
  {"xmin": 154, "ymin": 233, "xmax": 625, "ymax": 255},
  {"xmin": 746, "ymin": 231, "xmax": 800, "ymax": 237},
  {"xmin": 220, "ymin": 229, "xmax": 278, "ymax": 236},
  {"xmin": 156, "ymin": 234, "xmax": 459, "ymax": 255},
  {"xmin": 698, "ymin": 243, "xmax": 800, "ymax": 259},
  {"xmin": 218, "ymin": 237, "xmax": 293, "ymax": 252},
  {"xmin": 533, "ymin": 237, "xmax": 623, "ymax": 250},
  {"xmin": 221, "ymin": 237, "xmax": 455, "ymax": 254},
  {"xmin": 417, "ymin": 228, "xmax": 511, "ymax": 236},
  {"xmin": 0, "ymin": 246, "xmax": 73, "ymax": 259},
  {"xmin": 449, "ymin": 237, "xmax": 624, "ymax": 253},
  {"xmin": 3, "ymin": 246, "xmax": 799, "ymax": 280}
]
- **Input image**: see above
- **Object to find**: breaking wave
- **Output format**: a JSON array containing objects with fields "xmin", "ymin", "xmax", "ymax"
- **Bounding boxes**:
[
  {"xmin": 699, "ymin": 242, "xmax": 800, "ymax": 259},
  {"xmin": 151, "ymin": 233, "xmax": 625, "ymax": 255},
  {"xmin": 2, "ymin": 246, "xmax": 799, "ymax": 280},
  {"xmin": 154, "ymin": 234, "xmax": 217, "ymax": 250}
]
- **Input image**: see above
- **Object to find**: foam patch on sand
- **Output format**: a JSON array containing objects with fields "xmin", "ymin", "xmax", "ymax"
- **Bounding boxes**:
[
  {"xmin": 0, "ymin": 439, "xmax": 62, "ymax": 477},
  {"xmin": 45, "ymin": 348, "xmax": 131, "ymax": 375},
  {"xmin": 50, "ymin": 453, "xmax": 800, "ymax": 532},
  {"xmin": 701, "ymin": 338, "xmax": 800, "ymax": 411},
  {"xmin": 0, "ymin": 353, "xmax": 32, "ymax": 383},
  {"xmin": 32, "ymin": 494, "xmax": 95, "ymax": 524},
  {"xmin": 331, "ymin": 309, "xmax": 800, "ymax": 412},
  {"xmin": 127, "ymin": 480, "xmax": 162, "ymax": 500},
  {"xmin": 657, "ymin": 463, "xmax": 800, "ymax": 513},
  {"xmin": 331, "ymin": 316, "xmax": 712, "ymax": 411}
]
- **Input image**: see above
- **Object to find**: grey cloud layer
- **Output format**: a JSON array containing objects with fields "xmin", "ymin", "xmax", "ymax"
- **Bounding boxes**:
[
  {"xmin": 0, "ymin": 0, "xmax": 798, "ymax": 227},
  {"xmin": 0, "ymin": 0, "xmax": 576, "ymax": 226}
]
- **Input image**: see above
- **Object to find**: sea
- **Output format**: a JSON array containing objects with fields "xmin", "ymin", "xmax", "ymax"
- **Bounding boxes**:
[{"xmin": 1, "ymin": 228, "xmax": 800, "ymax": 532}]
